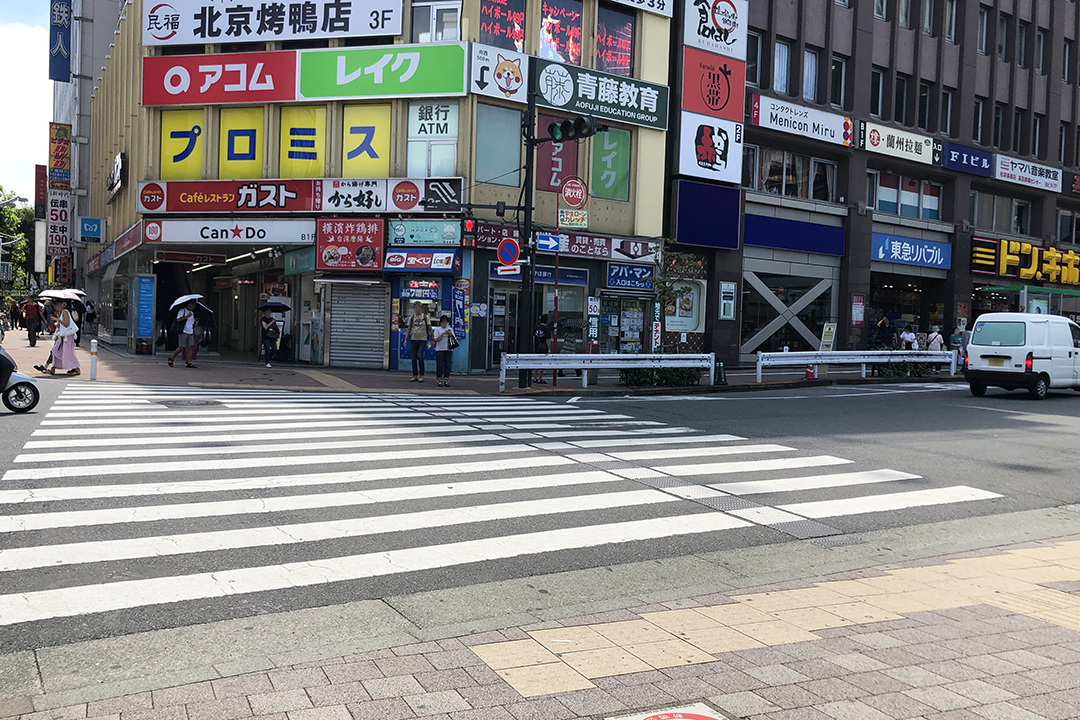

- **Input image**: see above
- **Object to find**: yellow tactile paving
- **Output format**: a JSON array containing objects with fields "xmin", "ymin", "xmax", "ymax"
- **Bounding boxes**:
[{"xmin": 476, "ymin": 539, "xmax": 1080, "ymax": 698}]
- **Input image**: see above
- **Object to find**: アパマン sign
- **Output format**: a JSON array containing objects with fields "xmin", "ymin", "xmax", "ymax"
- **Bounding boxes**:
[
  {"xmin": 142, "ymin": 51, "xmax": 296, "ymax": 105},
  {"xmin": 993, "ymin": 155, "xmax": 1062, "ymax": 192},
  {"xmin": 142, "ymin": 0, "xmax": 402, "ymax": 46},
  {"xmin": 751, "ymin": 94, "xmax": 852, "ymax": 146}
]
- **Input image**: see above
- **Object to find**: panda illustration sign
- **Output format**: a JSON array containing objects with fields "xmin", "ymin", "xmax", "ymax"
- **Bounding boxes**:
[
  {"xmin": 471, "ymin": 44, "xmax": 529, "ymax": 104},
  {"xmin": 678, "ymin": 110, "xmax": 743, "ymax": 184}
]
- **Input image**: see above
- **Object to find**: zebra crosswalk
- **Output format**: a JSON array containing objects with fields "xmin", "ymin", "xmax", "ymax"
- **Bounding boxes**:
[{"xmin": 0, "ymin": 383, "xmax": 1003, "ymax": 637}]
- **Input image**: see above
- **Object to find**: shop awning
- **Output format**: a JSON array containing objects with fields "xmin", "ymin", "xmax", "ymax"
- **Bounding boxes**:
[
  {"xmin": 976, "ymin": 285, "xmax": 1080, "ymax": 298},
  {"xmin": 314, "ymin": 276, "xmax": 383, "ymax": 285}
]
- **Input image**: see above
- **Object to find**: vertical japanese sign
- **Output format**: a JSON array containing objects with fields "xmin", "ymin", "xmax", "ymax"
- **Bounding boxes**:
[
  {"xmin": 34, "ymin": 165, "xmax": 48, "ymax": 219},
  {"xmin": 46, "ymin": 188, "xmax": 71, "ymax": 256},
  {"xmin": 316, "ymin": 218, "xmax": 385, "ymax": 271},
  {"xmin": 480, "ymin": 0, "xmax": 526, "ymax": 52},
  {"xmin": 592, "ymin": 129, "xmax": 631, "ymax": 201},
  {"xmin": 49, "ymin": 0, "xmax": 72, "ymax": 81},
  {"xmin": 539, "ymin": 0, "xmax": 582, "ymax": 66},
  {"xmin": 453, "ymin": 278, "xmax": 470, "ymax": 339},
  {"xmin": 161, "ymin": 109, "xmax": 205, "ymax": 180},
  {"xmin": 342, "ymin": 104, "xmax": 391, "ymax": 177},
  {"xmin": 279, "ymin": 106, "xmax": 326, "ymax": 178},
  {"xmin": 48, "ymin": 123, "xmax": 72, "ymax": 189},
  {"xmin": 218, "ymin": 107, "xmax": 264, "ymax": 179},
  {"xmin": 596, "ymin": 4, "xmax": 634, "ymax": 77},
  {"xmin": 537, "ymin": 114, "xmax": 578, "ymax": 192}
]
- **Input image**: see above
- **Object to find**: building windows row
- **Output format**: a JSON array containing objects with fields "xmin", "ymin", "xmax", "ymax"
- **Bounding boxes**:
[
  {"xmin": 971, "ymin": 191, "xmax": 1032, "ymax": 236},
  {"xmin": 1056, "ymin": 208, "xmax": 1080, "ymax": 244},
  {"xmin": 979, "ymin": 8, "xmax": 1048, "ymax": 75},
  {"xmin": 867, "ymin": 171, "xmax": 941, "ymax": 221},
  {"xmin": 874, "ymin": 0, "xmax": 954, "ymax": 40},
  {"xmin": 770, "ymin": 38, "xmax": 846, "ymax": 108},
  {"xmin": 742, "ymin": 146, "xmax": 838, "ymax": 203}
]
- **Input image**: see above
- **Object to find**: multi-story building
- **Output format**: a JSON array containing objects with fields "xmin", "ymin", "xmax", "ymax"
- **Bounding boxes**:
[{"xmin": 82, "ymin": 0, "xmax": 673, "ymax": 372}]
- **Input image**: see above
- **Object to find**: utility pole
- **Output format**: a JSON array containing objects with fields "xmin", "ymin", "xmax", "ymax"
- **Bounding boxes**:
[{"xmin": 517, "ymin": 56, "xmax": 539, "ymax": 390}]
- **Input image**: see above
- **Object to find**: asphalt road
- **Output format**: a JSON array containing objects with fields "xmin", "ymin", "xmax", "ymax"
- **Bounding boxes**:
[{"xmin": 1, "ymin": 379, "xmax": 1079, "ymax": 664}]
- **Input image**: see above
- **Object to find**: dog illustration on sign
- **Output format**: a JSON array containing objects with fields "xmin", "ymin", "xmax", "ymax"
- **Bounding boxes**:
[{"xmin": 494, "ymin": 55, "xmax": 523, "ymax": 98}]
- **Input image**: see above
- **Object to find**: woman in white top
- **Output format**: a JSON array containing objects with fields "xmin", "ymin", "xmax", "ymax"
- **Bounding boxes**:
[
  {"xmin": 432, "ymin": 315, "xmax": 456, "ymax": 387},
  {"xmin": 36, "ymin": 299, "xmax": 80, "ymax": 375},
  {"xmin": 168, "ymin": 300, "xmax": 198, "ymax": 368},
  {"xmin": 899, "ymin": 324, "xmax": 918, "ymax": 350}
]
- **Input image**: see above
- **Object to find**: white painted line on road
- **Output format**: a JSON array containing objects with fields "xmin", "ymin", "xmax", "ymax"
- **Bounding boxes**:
[
  {"xmin": 31, "ymin": 417, "xmax": 454, "ymax": 436},
  {"xmin": 778, "ymin": 486, "xmax": 1003, "ymax": 519},
  {"xmin": 2, "ymin": 443, "xmax": 540, "ymax": 481},
  {"xmin": 728, "ymin": 507, "xmax": 807, "ymax": 525},
  {"xmin": 39, "ymin": 411, "xmax": 420, "ymax": 426},
  {"xmin": 15, "ymin": 432, "xmax": 508, "ymax": 463},
  {"xmin": 535, "ymin": 428, "xmax": 691, "ymax": 438},
  {"xmin": 709, "ymin": 469, "xmax": 922, "ymax": 496},
  {"xmin": 0, "ymin": 489, "xmax": 678, "ymax": 571},
  {"xmin": 43, "ymin": 407, "xmax": 413, "ymax": 419},
  {"xmin": 654, "ymin": 456, "xmax": 853, "ymax": 477},
  {"xmin": 569, "ymin": 434, "xmax": 745, "ymax": 448},
  {"xmin": 0, "ymin": 469, "xmax": 628, "ymax": 531},
  {"xmin": 0, "ymin": 457, "xmax": 577, "ymax": 504},
  {"xmin": 608, "ymin": 444, "xmax": 796, "ymax": 461},
  {"xmin": 0, "ymin": 513, "xmax": 751, "ymax": 627}
]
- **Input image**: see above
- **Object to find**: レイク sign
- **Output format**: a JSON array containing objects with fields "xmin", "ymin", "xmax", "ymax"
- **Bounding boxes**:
[
  {"xmin": 871, "ymin": 233, "xmax": 952, "ymax": 270},
  {"xmin": 535, "ymin": 59, "xmax": 669, "ymax": 130},
  {"xmin": 751, "ymin": 94, "xmax": 852, "ymax": 146},
  {"xmin": 298, "ymin": 43, "xmax": 468, "ymax": 100},
  {"xmin": 142, "ymin": 51, "xmax": 296, "ymax": 105},
  {"xmin": 993, "ymin": 155, "xmax": 1062, "ymax": 192},
  {"xmin": 142, "ymin": 0, "xmax": 402, "ymax": 46}
]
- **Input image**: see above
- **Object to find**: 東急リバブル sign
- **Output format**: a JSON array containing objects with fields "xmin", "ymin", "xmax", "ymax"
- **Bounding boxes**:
[
  {"xmin": 142, "ymin": 0, "xmax": 402, "ymax": 46},
  {"xmin": 993, "ymin": 155, "xmax": 1062, "ymax": 192},
  {"xmin": 751, "ymin": 94, "xmax": 852, "ymax": 146},
  {"xmin": 871, "ymin": 233, "xmax": 952, "ymax": 270},
  {"xmin": 534, "ymin": 59, "xmax": 669, "ymax": 130}
]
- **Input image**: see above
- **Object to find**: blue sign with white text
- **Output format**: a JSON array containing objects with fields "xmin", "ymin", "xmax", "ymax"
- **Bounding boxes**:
[
  {"xmin": 941, "ymin": 142, "xmax": 993, "ymax": 177},
  {"xmin": 488, "ymin": 263, "xmax": 588, "ymax": 285},
  {"xmin": 49, "ymin": 0, "xmax": 72, "ymax": 82},
  {"xmin": 871, "ymin": 233, "xmax": 952, "ymax": 270},
  {"xmin": 607, "ymin": 263, "xmax": 654, "ymax": 290},
  {"xmin": 80, "ymin": 218, "xmax": 103, "ymax": 241},
  {"xmin": 134, "ymin": 276, "xmax": 155, "ymax": 338}
]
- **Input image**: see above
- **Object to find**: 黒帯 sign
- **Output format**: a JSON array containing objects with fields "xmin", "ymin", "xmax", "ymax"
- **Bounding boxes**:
[
  {"xmin": 751, "ymin": 94, "xmax": 852, "ymax": 146},
  {"xmin": 535, "ymin": 59, "xmax": 669, "ymax": 130},
  {"xmin": 142, "ymin": 0, "xmax": 402, "ymax": 46},
  {"xmin": 683, "ymin": 48, "xmax": 745, "ymax": 122}
]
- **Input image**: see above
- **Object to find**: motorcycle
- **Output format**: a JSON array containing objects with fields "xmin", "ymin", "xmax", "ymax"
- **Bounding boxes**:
[{"xmin": 0, "ymin": 342, "xmax": 40, "ymax": 413}]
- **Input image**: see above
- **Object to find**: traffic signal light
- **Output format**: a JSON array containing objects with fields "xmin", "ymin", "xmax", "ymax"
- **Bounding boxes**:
[
  {"xmin": 461, "ymin": 217, "xmax": 478, "ymax": 247},
  {"xmin": 548, "ymin": 116, "xmax": 608, "ymax": 142}
]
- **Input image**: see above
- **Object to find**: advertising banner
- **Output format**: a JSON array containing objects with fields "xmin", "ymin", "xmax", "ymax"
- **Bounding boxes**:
[
  {"xmin": 751, "ymin": 94, "xmax": 853, "ymax": 146},
  {"xmin": 49, "ymin": 0, "xmax": 72, "ymax": 81},
  {"xmin": 285, "ymin": 247, "xmax": 317, "ymax": 275},
  {"xmin": 388, "ymin": 220, "xmax": 461, "ymax": 245},
  {"xmin": 471, "ymin": 44, "xmax": 528, "ymax": 103},
  {"xmin": 141, "ymin": 0, "xmax": 402, "ymax": 46},
  {"xmin": 79, "ymin": 218, "xmax": 103, "ymax": 243},
  {"xmin": 219, "ymin": 107, "xmax": 264, "ymax": 179},
  {"xmin": 674, "ymin": 179, "xmax": 741, "ymax": 250},
  {"xmin": 539, "ymin": 0, "xmax": 582, "ymax": 65},
  {"xmin": 34, "ymin": 165, "xmax": 47, "ymax": 219},
  {"xmin": 316, "ymin": 218, "xmax": 384, "ymax": 271},
  {"xmin": 280, "ymin": 106, "xmax": 327, "ymax": 178},
  {"xmin": 161, "ymin": 109, "xmax": 205, "ymax": 180},
  {"xmin": 608, "ymin": 0, "xmax": 672, "ymax": 18},
  {"xmin": 941, "ymin": 141, "xmax": 993, "ymax": 177},
  {"xmin": 479, "ymin": 0, "xmax": 526, "ymax": 51},
  {"xmin": 383, "ymin": 249, "xmax": 461, "ymax": 273},
  {"xmin": 143, "ymin": 218, "xmax": 317, "ymax": 244},
  {"xmin": 298, "ymin": 43, "xmax": 468, "ymax": 100},
  {"xmin": 683, "ymin": 48, "xmax": 745, "ymax": 122},
  {"xmin": 46, "ymin": 188, "xmax": 71, "ymax": 256},
  {"xmin": 142, "ymin": 51, "xmax": 296, "ymax": 105},
  {"xmin": 48, "ymin": 122, "xmax": 72, "ymax": 189},
  {"xmin": 993, "ymin": 155, "xmax": 1063, "ymax": 192},
  {"xmin": 971, "ymin": 236, "xmax": 1080, "ymax": 286},
  {"xmin": 871, "ymin": 232, "xmax": 952, "ymax": 270},
  {"xmin": 537, "ymin": 114, "xmax": 579, "ymax": 192},
  {"xmin": 342, "ymin": 104, "xmax": 391, "ymax": 177},
  {"xmin": 683, "ymin": 0, "xmax": 749, "ymax": 61},
  {"xmin": 534, "ymin": 59, "xmax": 669, "ymax": 130},
  {"xmin": 860, "ymin": 121, "xmax": 939, "ymax": 165},
  {"xmin": 323, "ymin": 178, "xmax": 387, "ymax": 212},
  {"xmin": 153, "ymin": 250, "xmax": 227, "ymax": 265},
  {"xmin": 607, "ymin": 263, "xmax": 654, "ymax": 290},
  {"xmin": 592, "ymin": 128, "xmax": 631, "ymax": 200},
  {"xmin": 678, "ymin": 111, "xmax": 743, "ymax": 185}
]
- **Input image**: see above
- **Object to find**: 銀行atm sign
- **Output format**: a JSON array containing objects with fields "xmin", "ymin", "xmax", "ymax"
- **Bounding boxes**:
[{"xmin": 142, "ymin": 51, "xmax": 297, "ymax": 106}]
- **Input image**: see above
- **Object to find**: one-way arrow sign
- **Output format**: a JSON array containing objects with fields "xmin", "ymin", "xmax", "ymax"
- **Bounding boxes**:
[{"xmin": 537, "ymin": 233, "xmax": 567, "ymax": 252}]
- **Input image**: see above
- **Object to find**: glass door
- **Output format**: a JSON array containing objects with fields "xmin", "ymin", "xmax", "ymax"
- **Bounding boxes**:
[{"xmin": 490, "ymin": 288, "xmax": 518, "ymax": 367}]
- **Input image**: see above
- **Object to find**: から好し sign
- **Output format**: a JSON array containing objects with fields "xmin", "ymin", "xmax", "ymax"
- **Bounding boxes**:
[
  {"xmin": 971, "ymin": 236, "xmax": 1080, "ymax": 286},
  {"xmin": 534, "ymin": 59, "xmax": 669, "ymax": 130}
]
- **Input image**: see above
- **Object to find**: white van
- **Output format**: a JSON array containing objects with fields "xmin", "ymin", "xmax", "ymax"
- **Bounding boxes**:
[{"xmin": 965, "ymin": 312, "xmax": 1080, "ymax": 399}]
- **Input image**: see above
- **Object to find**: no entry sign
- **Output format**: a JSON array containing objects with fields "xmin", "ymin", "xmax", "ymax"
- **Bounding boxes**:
[{"xmin": 497, "ymin": 237, "xmax": 520, "ymax": 265}]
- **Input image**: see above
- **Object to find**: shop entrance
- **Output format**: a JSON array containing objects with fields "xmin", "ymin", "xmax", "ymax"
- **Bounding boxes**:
[
  {"xmin": 489, "ymin": 288, "xmax": 518, "ymax": 368},
  {"xmin": 740, "ymin": 271, "xmax": 836, "ymax": 360}
]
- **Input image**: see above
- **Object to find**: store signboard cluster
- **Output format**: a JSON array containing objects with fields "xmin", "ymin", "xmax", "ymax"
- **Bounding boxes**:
[
  {"xmin": 143, "ymin": 43, "xmax": 468, "ymax": 105},
  {"xmin": 971, "ymin": 236, "xmax": 1080, "ymax": 286},
  {"xmin": 137, "ymin": 178, "xmax": 463, "ymax": 214},
  {"xmin": 751, "ymin": 95, "xmax": 853, "ymax": 146},
  {"xmin": 141, "ymin": 0, "xmax": 403, "ymax": 45}
]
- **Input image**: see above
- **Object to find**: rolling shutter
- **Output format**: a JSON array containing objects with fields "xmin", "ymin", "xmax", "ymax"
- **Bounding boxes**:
[{"xmin": 328, "ymin": 284, "xmax": 388, "ymax": 368}]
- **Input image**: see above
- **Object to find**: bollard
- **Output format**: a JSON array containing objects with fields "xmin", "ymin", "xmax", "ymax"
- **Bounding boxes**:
[{"xmin": 90, "ymin": 339, "xmax": 98, "ymax": 381}]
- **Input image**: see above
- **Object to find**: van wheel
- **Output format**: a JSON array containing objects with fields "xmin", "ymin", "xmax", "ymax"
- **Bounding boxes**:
[
  {"xmin": 1029, "ymin": 375, "xmax": 1049, "ymax": 400},
  {"xmin": 969, "ymin": 383, "xmax": 987, "ymax": 397}
]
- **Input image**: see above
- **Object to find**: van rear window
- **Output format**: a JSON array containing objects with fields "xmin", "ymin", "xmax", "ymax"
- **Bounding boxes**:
[{"xmin": 971, "ymin": 321, "xmax": 1026, "ymax": 346}]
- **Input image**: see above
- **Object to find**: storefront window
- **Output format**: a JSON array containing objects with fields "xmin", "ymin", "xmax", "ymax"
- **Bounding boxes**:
[
  {"xmin": 742, "ymin": 145, "xmax": 758, "ymax": 190},
  {"xmin": 1058, "ymin": 208, "xmax": 1077, "ymax": 243},
  {"xmin": 596, "ymin": 3, "xmax": 634, "ymax": 76},
  {"xmin": 812, "ymin": 160, "xmax": 835, "ymax": 201},
  {"xmin": 476, "ymin": 104, "xmax": 521, "ymax": 186},
  {"xmin": 479, "ymin": 0, "xmax": 525, "ymax": 51},
  {"xmin": 750, "ymin": 148, "xmax": 837, "ymax": 202},
  {"xmin": 406, "ymin": 101, "xmax": 459, "ymax": 177},
  {"xmin": 539, "ymin": 0, "xmax": 583, "ymax": 65},
  {"xmin": 870, "ymin": 171, "xmax": 943, "ymax": 220},
  {"xmin": 544, "ymin": 285, "xmax": 586, "ymax": 350},
  {"xmin": 759, "ymin": 148, "xmax": 784, "ymax": 194},
  {"xmin": 785, "ymin": 153, "xmax": 808, "ymax": 197},
  {"xmin": 411, "ymin": 1, "xmax": 461, "ymax": 42},
  {"xmin": 741, "ymin": 272, "xmax": 833, "ymax": 354}
]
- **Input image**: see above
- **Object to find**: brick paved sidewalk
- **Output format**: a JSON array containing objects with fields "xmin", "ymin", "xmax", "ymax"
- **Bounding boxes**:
[{"xmin": 14, "ymin": 537, "xmax": 1080, "ymax": 720}]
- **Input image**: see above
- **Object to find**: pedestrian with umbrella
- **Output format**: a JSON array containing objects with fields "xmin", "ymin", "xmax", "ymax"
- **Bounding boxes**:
[
  {"xmin": 34, "ymin": 298, "xmax": 80, "ymax": 375},
  {"xmin": 168, "ymin": 294, "xmax": 202, "ymax": 368},
  {"xmin": 258, "ymin": 301, "xmax": 288, "ymax": 367}
]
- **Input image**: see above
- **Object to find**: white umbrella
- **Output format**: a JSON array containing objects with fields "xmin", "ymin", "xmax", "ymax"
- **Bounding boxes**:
[
  {"xmin": 39, "ymin": 289, "xmax": 83, "ymax": 301},
  {"xmin": 170, "ymin": 293, "xmax": 204, "ymax": 310}
]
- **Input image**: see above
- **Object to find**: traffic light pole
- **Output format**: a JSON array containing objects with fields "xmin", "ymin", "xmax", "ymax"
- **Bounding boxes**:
[{"xmin": 517, "ymin": 55, "xmax": 539, "ymax": 389}]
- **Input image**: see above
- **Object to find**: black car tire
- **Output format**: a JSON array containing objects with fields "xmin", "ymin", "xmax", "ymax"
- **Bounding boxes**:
[
  {"xmin": 969, "ymin": 383, "xmax": 987, "ymax": 397},
  {"xmin": 1029, "ymin": 375, "xmax": 1049, "ymax": 400}
]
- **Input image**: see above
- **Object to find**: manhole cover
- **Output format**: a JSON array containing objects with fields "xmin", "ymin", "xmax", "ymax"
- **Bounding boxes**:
[
  {"xmin": 811, "ymin": 535, "xmax": 865, "ymax": 549},
  {"xmin": 154, "ymin": 400, "xmax": 222, "ymax": 407}
]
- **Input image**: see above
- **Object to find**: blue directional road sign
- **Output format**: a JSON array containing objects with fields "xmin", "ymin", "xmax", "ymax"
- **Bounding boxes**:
[
  {"xmin": 497, "ymin": 237, "xmax": 520, "ymax": 265},
  {"xmin": 537, "ymin": 233, "xmax": 562, "ymax": 252}
]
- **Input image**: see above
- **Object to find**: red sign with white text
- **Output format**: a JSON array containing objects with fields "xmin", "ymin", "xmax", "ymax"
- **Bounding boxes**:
[
  {"xmin": 316, "ymin": 219, "xmax": 385, "ymax": 271},
  {"xmin": 682, "ymin": 47, "xmax": 746, "ymax": 122},
  {"xmin": 137, "ymin": 180, "xmax": 319, "ymax": 213},
  {"xmin": 142, "ymin": 51, "xmax": 297, "ymax": 106},
  {"xmin": 153, "ymin": 251, "xmax": 228, "ymax": 265},
  {"xmin": 536, "ymin": 114, "xmax": 579, "ymax": 192}
]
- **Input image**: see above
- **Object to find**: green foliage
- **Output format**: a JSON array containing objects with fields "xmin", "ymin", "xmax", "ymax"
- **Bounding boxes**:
[
  {"xmin": 619, "ymin": 367, "xmax": 704, "ymax": 388},
  {"xmin": 876, "ymin": 362, "xmax": 932, "ymax": 378},
  {"xmin": 0, "ymin": 187, "xmax": 33, "ymax": 293}
]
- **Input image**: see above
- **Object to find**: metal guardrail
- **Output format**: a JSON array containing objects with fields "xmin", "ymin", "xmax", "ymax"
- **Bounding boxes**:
[
  {"xmin": 500, "ymin": 353, "xmax": 716, "ymax": 392},
  {"xmin": 756, "ymin": 350, "xmax": 958, "ymax": 383}
]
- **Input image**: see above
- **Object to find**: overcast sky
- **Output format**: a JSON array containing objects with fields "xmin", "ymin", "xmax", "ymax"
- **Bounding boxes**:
[{"xmin": 0, "ymin": 0, "xmax": 51, "ymax": 204}]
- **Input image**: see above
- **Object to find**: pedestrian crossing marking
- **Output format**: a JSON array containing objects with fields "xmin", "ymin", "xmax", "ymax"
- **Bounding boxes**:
[
  {"xmin": 710, "ymin": 469, "xmax": 922, "ymax": 495},
  {"xmin": 779, "ymin": 486, "xmax": 1002, "ymax": 519},
  {"xmin": 654, "ymin": 456, "xmax": 853, "ymax": 477}
]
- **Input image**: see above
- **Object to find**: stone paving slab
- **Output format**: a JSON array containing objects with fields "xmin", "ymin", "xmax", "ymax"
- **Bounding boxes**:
[{"xmin": 11, "ymin": 537, "xmax": 1080, "ymax": 720}]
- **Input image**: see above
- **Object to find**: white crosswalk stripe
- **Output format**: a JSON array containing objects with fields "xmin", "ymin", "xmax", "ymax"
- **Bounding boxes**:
[{"xmin": 0, "ymin": 383, "xmax": 1004, "ymax": 632}]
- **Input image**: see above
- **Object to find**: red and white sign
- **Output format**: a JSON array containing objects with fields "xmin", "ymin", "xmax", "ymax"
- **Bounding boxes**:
[
  {"xmin": 142, "ymin": 51, "xmax": 297, "ymax": 106},
  {"xmin": 389, "ymin": 181, "xmax": 421, "ymax": 211},
  {"xmin": 153, "ymin": 251, "xmax": 227, "ymax": 265},
  {"xmin": 537, "ymin": 114, "xmax": 578, "ymax": 192},
  {"xmin": 561, "ymin": 176, "xmax": 588, "ymax": 208},
  {"xmin": 316, "ymin": 219, "xmax": 385, "ymax": 271},
  {"xmin": 46, "ymin": 188, "xmax": 71, "ymax": 256},
  {"xmin": 383, "ymin": 249, "xmax": 459, "ymax": 272},
  {"xmin": 143, "ymin": 219, "xmax": 316, "ymax": 244},
  {"xmin": 652, "ymin": 321, "xmax": 662, "ymax": 351}
]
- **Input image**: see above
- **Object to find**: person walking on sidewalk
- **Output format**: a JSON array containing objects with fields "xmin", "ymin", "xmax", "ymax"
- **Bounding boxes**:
[
  {"xmin": 533, "ymin": 314, "xmax": 553, "ymax": 385},
  {"xmin": 405, "ymin": 302, "xmax": 432, "ymax": 382},
  {"xmin": 35, "ymin": 299, "xmax": 80, "ymax": 376},
  {"xmin": 23, "ymin": 298, "xmax": 42, "ymax": 347},
  {"xmin": 927, "ymin": 325, "xmax": 945, "ymax": 373},
  {"xmin": 168, "ymin": 300, "xmax": 198, "ymax": 368},
  {"xmin": 260, "ymin": 308, "xmax": 279, "ymax": 368},
  {"xmin": 432, "ymin": 315, "xmax": 456, "ymax": 387}
]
